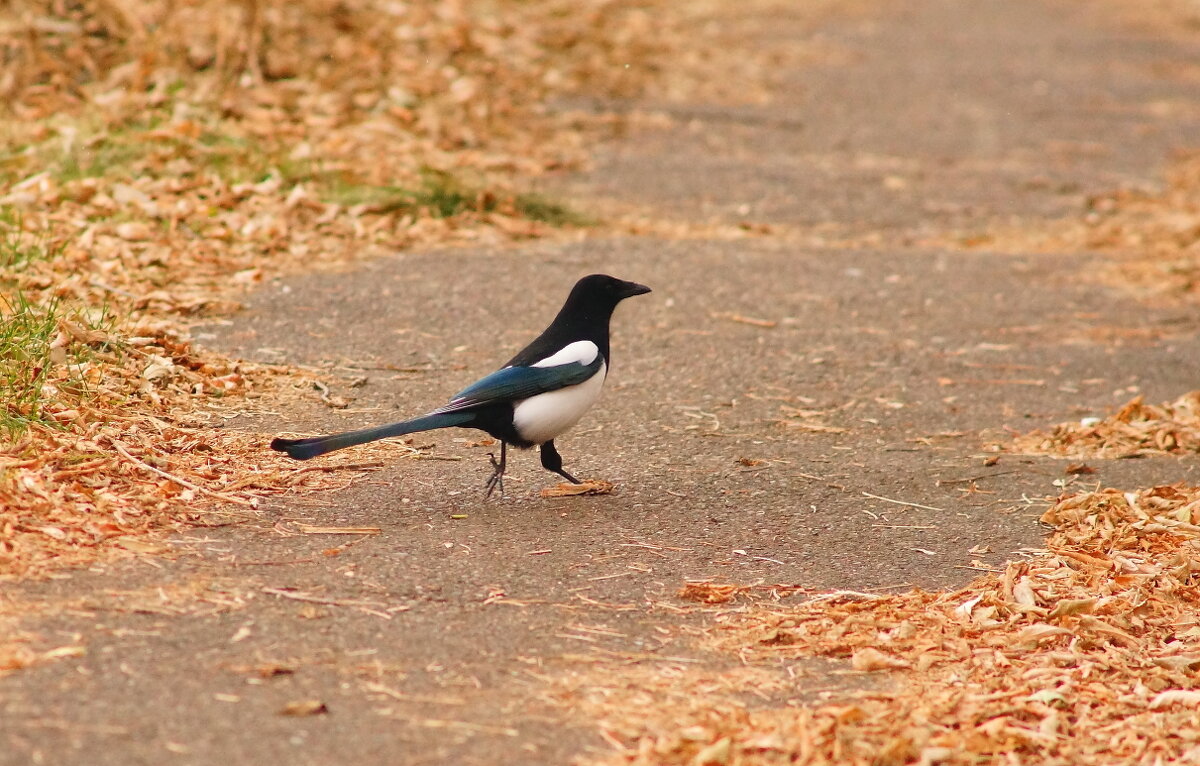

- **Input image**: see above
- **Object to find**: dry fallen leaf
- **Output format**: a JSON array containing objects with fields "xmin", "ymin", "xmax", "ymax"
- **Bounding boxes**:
[
  {"xmin": 736, "ymin": 457, "xmax": 768, "ymax": 467},
  {"xmin": 692, "ymin": 737, "xmax": 732, "ymax": 765},
  {"xmin": 851, "ymin": 647, "xmax": 910, "ymax": 671},
  {"xmin": 677, "ymin": 583, "xmax": 744, "ymax": 605},
  {"xmin": 540, "ymin": 479, "xmax": 615, "ymax": 498}
]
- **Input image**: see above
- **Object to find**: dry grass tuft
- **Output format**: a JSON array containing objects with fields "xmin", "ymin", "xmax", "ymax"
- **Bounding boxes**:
[{"xmin": 558, "ymin": 484, "xmax": 1200, "ymax": 765}]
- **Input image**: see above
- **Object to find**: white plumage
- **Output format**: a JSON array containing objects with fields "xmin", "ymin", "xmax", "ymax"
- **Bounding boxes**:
[
  {"xmin": 529, "ymin": 340, "xmax": 599, "ymax": 368},
  {"xmin": 512, "ymin": 341, "xmax": 606, "ymax": 445}
]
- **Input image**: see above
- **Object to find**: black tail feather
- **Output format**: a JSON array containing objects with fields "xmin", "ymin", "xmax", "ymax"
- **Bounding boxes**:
[{"xmin": 270, "ymin": 412, "xmax": 473, "ymax": 460}]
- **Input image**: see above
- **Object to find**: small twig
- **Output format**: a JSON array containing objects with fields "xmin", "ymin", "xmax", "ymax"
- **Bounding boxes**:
[
  {"xmin": 863, "ymin": 582, "xmax": 913, "ymax": 592},
  {"xmin": 599, "ymin": 728, "xmax": 630, "ymax": 753},
  {"xmin": 362, "ymin": 681, "xmax": 465, "ymax": 706},
  {"xmin": 861, "ymin": 491, "xmax": 944, "ymax": 512},
  {"xmin": 796, "ymin": 472, "xmax": 830, "ymax": 481},
  {"xmin": 749, "ymin": 555, "xmax": 786, "ymax": 565},
  {"xmin": 936, "ymin": 470, "xmax": 1019, "ymax": 486},
  {"xmin": 112, "ymin": 441, "xmax": 255, "ymax": 507},
  {"xmin": 710, "ymin": 311, "xmax": 778, "ymax": 328},
  {"xmin": 288, "ymin": 461, "xmax": 385, "ymax": 476},
  {"xmin": 295, "ymin": 524, "xmax": 380, "ymax": 535},
  {"xmin": 339, "ymin": 362, "xmax": 441, "ymax": 373},
  {"xmin": 261, "ymin": 587, "xmax": 385, "ymax": 609},
  {"xmin": 807, "ymin": 590, "xmax": 887, "ymax": 603},
  {"xmin": 587, "ymin": 647, "xmax": 703, "ymax": 664}
]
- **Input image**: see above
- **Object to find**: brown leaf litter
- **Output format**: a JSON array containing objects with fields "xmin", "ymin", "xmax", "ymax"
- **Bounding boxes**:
[
  {"xmin": 1008, "ymin": 390, "xmax": 1200, "ymax": 458},
  {"xmin": 920, "ymin": 0, "xmax": 1200, "ymax": 303},
  {"xmin": 553, "ymin": 484, "xmax": 1200, "ymax": 765}
]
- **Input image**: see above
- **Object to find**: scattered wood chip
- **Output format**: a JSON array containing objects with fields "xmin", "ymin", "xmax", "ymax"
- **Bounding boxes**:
[
  {"xmin": 851, "ymin": 647, "xmax": 910, "ymax": 671},
  {"xmin": 550, "ymin": 484, "xmax": 1200, "ymax": 765},
  {"xmin": 678, "ymin": 582, "xmax": 745, "ymax": 604},
  {"xmin": 540, "ymin": 479, "xmax": 615, "ymax": 498},
  {"xmin": 1011, "ymin": 391, "xmax": 1200, "ymax": 458},
  {"xmin": 256, "ymin": 664, "xmax": 295, "ymax": 678},
  {"xmin": 279, "ymin": 700, "xmax": 328, "ymax": 717},
  {"xmin": 784, "ymin": 422, "xmax": 849, "ymax": 434},
  {"xmin": 1149, "ymin": 690, "xmax": 1200, "ymax": 710}
]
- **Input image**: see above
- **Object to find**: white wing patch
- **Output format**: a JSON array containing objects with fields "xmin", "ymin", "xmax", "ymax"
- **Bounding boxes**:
[
  {"xmin": 512, "ymin": 360, "xmax": 607, "ymax": 445},
  {"xmin": 531, "ymin": 340, "xmax": 599, "ymax": 369}
]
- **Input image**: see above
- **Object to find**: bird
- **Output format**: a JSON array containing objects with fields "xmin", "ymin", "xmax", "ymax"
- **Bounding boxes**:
[{"xmin": 270, "ymin": 274, "xmax": 651, "ymax": 496}]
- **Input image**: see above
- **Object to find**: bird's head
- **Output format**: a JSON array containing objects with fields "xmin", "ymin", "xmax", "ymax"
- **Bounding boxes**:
[{"xmin": 571, "ymin": 274, "xmax": 652, "ymax": 306}]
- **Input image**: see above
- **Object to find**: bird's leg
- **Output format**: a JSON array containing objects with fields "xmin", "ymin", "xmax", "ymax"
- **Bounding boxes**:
[
  {"xmin": 540, "ymin": 440, "xmax": 581, "ymax": 484},
  {"xmin": 485, "ymin": 441, "xmax": 507, "ymax": 498}
]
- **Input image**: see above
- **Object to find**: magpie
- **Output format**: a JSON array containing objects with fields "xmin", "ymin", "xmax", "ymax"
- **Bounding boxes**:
[{"xmin": 270, "ymin": 274, "xmax": 651, "ymax": 496}]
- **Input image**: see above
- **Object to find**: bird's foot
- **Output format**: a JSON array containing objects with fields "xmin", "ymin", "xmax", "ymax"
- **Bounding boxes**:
[{"xmin": 485, "ymin": 452, "xmax": 505, "ymax": 498}]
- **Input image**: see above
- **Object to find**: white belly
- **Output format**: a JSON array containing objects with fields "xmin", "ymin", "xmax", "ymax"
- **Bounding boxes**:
[{"xmin": 511, "ymin": 362, "xmax": 607, "ymax": 445}]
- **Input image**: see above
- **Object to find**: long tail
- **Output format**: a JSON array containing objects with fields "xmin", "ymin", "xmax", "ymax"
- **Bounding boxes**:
[{"xmin": 270, "ymin": 411, "xmax": 475, "ymax": 460}]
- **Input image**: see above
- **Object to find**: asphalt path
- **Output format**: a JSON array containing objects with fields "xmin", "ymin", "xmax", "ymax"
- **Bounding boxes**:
[{"xmin": 5, "ymin": 1, "xmax": 1200, "ymax": 764}]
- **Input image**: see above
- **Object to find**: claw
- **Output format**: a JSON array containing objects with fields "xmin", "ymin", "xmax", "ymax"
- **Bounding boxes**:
[
  {"xmin": 485, "ymin": 464, "xmax": 504, "ymax": 498},
  {"xmin": 484, "ymin": 443, "xmax": 507, "ymax": 498}
]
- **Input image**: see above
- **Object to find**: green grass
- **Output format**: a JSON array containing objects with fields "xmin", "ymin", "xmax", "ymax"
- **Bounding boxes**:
[
  {"xmin": 3, "ymin": 107, "xmax": 311, "ymax": 190},
  {"xmin": 2, "ymin": 102, "xmax": 592, "ymax": 228},
  {"xmin": 0, "ymin": 289, "xmax": 117, "ymax": 437},
  {"xmin": 0, "ymin": 106, "xmax": 257, "ymax": 187},
  {"xmin": 0, "ymin": 215, "xmax": 113, "ymax": 437},
  {"xmin": 55, "ymin": 137, "xmax": 150, "ymax": 183},
  {"xmin": 0, "ymin": 290, "xmax": 65, "ymax": 435},
  {"xmin": 327, "ymin": 169, "xmax": 592, "ymax": 225},
  {"xmin": 0, "ymin": 208, "xmax": 59, "ymax": 272},
  {"xmin": 511, "ymin": 191, "xmax": 593, "ymax": 226}
]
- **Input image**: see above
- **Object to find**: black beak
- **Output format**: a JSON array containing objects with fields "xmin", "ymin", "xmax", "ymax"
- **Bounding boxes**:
[{"xmin": 621, "ymin": 281, "xmax": 652, "ymax": 299}]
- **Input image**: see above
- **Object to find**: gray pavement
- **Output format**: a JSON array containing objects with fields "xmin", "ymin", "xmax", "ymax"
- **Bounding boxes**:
[{"xmin": 4, "ymin": 1, "xmax": 1200, "ymax": 764}]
